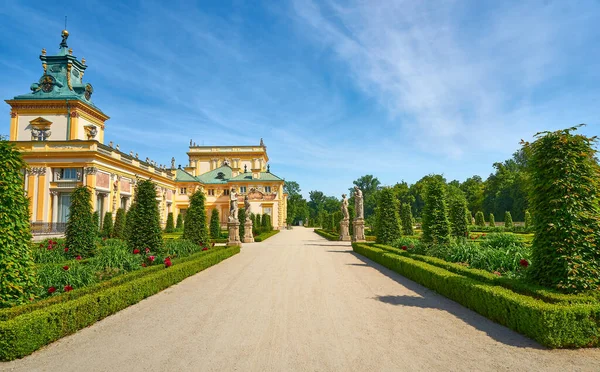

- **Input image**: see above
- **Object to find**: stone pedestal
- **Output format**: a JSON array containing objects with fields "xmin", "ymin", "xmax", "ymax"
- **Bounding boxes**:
[
  {"xmin": 243, "ymin": 219, "xmax": 254, "ymax": 243},
  {"xmin": 227, "ymin": 220, "xmax": 242, "ymax": 246},
  {"xmin": 339, "ymin": 219, "xmax": 351, "ymax": 241},
  {"xmin": 352, "ymin": 218, "xmax": 366, "ymax": 243}
]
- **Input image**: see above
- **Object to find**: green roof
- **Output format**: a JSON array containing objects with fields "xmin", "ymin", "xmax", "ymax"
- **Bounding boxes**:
[
  {"xmin": 175, "ymin": 167, "xmax": 284, "ymax": 184},
  {"xmin": 175, "ymin": 168, "xmax": 200, "ymax": 182},
  {"xmin": 229, "ymin": 172, "xmax": 284, "ymax": 182},
  {"xmin": 196, "ymin": 166, "xmax": 233, "ymax": 184}
]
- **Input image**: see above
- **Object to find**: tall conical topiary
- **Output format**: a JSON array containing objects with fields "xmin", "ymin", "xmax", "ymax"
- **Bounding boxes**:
[
  {"xmin": 524, "ymin": 210, "xmax": 532, "ymax": 231},
  {"xmin": 184, "ymin": 190, "xmax": 209, "ymax": 246},
  {"xmin": 504, "ymin": 211, "xmax": 513, "ymax": 229},
  {"xmin": 127, "ymin": 179, "xmax": 163, "ymax": 252},
  {"xmin": 525, "ymin": 126, "xmax": 600, "ymax": 292},
  {"xmin": 421, "ymin": 177, "xmax": 450, "ymax": 245},
  {"xmin": 0, "ymin": 138, "xmax": 37, "ymax": 307},
  {"xmin": 262, "ymin": 213, "xmax": 272, "ymax": 232},
  {"xmin": 238, "ymin": 208, "xmax": 246, "ymax": 241},
  {"xmin": 113, "ymin": 208, "xmax": 126, "ymax": 239},
  {"xmin": 102, "ymin": 211, "xmax": 113, "ymax": 238},
  {"xmin": 92, "ymin": 211, "xmax": 100, "ymax": 237},
  {"xmin": 125, "ymin": 206, "xmax": 135, "ymax": 240},
  {"xmin": 449, "ymin": 194, "xmax": 469, "ymax": 238},
  {"xmin": 209, "ymin": 209, "xmax": 220, "ymax": 239},
  {"xmin": 375, "ymin": 188, "xmax": 402, "ymax": 244},
  {"xmin": 165, "ymin": 212, "xmax": 174, "ymax": 233},
  {"xmin": 400, "ymin": 203, "xmax": 414, "ymax": 235},
  {"xmin": 489, "ymin": 213, "xmax": 495, "ymax": 227},
  {"xmin": 66, "ymin": 186, "xmax": 96, "ymax": 258},
  {"xmin": 475, "ymin": 211, "xmax": 485, "ymax": 227},
  {"xmin": 176, "ymin": 212, "xmax": 183, "ymax": 230}
]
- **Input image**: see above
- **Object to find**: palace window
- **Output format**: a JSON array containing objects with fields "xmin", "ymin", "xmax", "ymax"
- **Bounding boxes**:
[
  {"xmin": 223, "ymin": 189, "xmax": 230, "ymax": 196},
  {"xmin": 265, "ymin": 186, "xmax": 272, "ymax": 193},
  {"xmin": 240, "ymin": 186, "xmax": 247, "ymax": 193},
  {"xmin": 208, "ymin": 189, "xmax": 215, "ymax": 196},
  {"xmin": 180, "ymin": 187, "xmax": 187, "ymax": 194},
  {"xmin": 55, "ymin": 168, "xmax": 80, "ymax": 181}
]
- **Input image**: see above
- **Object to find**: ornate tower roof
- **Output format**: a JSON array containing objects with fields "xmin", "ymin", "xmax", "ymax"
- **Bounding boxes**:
[{"xmin": 12, "ymin": 29, "xmax": 102, "ymax": 111}]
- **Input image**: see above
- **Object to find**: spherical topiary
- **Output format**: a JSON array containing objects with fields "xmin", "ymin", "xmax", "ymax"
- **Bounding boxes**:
[
  {"xmin": 113, "ymin": 208, "xmax": 126, "ymax": 239},
  {"xmin": 421, "ymin": 177, "xmax": 450, "ymax": 245},
  {"xmin": 209, "ymin": 208, "xmax": 220, "ymax": 239},
  {"xmin": 504, "ymin": 211, "xmax": 513, "ymax": 229},
  {"xmin": 127, "ymin": 179, "xmax": 163, "ymax": 252},
  {"xmin": 375, "ymin": 188, "xmax": 402, "ymax": 244},
  {"xmin": 183, "ymin": 190, "xmax": 209, "ymax": 246}
]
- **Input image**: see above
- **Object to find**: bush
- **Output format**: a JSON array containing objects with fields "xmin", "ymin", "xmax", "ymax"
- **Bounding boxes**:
[
  {"xmin": 102, "ymin": 211, "xmax": 113, "ymax": 238},
  {"xmin": 176, "ymin": 213, "xmax": 183, "ymax": 230},
  {"xmin": 489, "ymin": 213, "xmax": 495, "ymax": 227},
  {"xmin": 400, "ymin": 203, "xmax": 413, "ymax": 236},
  {"xmin": 448, "ymin": 195, "xmax": 469, "ymax": 238},
  {"xmin": 421, "ymin": 177, "xmax": 450, "ymax": 245},
  {"xmin": 504, "ymin": 211, "xmax": 513, "ymax": 229},
  {"xmin": 209, "ymin": 209, "xmax": 220, "ymax": 239},
  {"xmin": 524, "ymin": 210, "xmax": 532, "ymax": 231},
  {"xmin": 238, "ymin": 208, "xmax": 246, "ymax": 241},
  {"xmin": 0, "ymin": 139, "xmax": 37, "ymax": 307},
  {"xmin": 165, "ymin": 212, "xmax": 174, "ymax": 233},
  {"xmin": 314, "ymin": 229, "xmax": 338, "ymax": 241},
  {"xmin": 255, "ymin": 230, "xmax": 280, "ymax": 242},
  {"xmin": 92, "ymin": 211, "xmax": 100, "ymax": 237},
  {"xmin": 113, "ymin": 208, "xmax": 126, "ymax": 239},
  {"xmin": 127, "ymin": 180, "xmax": 163, "ymax": 253},
  {"xmin": 184, "ymin": 190, "xmax": 209, "ymax": 246},
  {"xmin": 89, "ymin": 239, "xmax": 143, "ymax": 274},
  {"xmin": 475, "ymin": 211, "xmax": 485, "ymax": 227},
  {"xmin": 525, "ymin": 126, "xmax": 600, "ymax": 292},
  {"xmin": 375, "ymin": 188, "xmax": 401, "ymax": 245},
  {"xmin": 262, "ymin": 213, "xmax": 272, "ymax": 232},
  {"xmin": 164, "ymin": 239, "xmax": 204, "ymax": 258},
  {"xmin": 65, "ymin": 186, "xmax": 96, "ymax": 258}
]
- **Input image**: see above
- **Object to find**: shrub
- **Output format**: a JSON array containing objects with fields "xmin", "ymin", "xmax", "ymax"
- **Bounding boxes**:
[
  {"xmin": 489, "ymin": 213, "xmax": 495, "ymax": 227},
  {"xmin": 314, "ymin": 229, "xmax": 337, "ymax": 241},
  {"xmin": 503, "ymin": 211, "xmax": 513, "ymax": 229},
  {"xmin": 91, "ymin": 211, "xmax": 100, "ymax": 236},
  {"xmin": 31, "ymin": 239, "xmax": 70, "ymax": 264},
  {"xmin": 127, "ymin": 180, "xmax": 163, "ymax": 253},
  {"xmin": 524, "ymin": 210, "xmax": 532, "ymax": 231},
  {"xmin": 421, "ymin": 177, "xmax": 450, "ymax": 245},
  {"xmin": 0, "ymin": 139, "xmax": 37, "ymax": 307},
  {"xmin": 89, "ymin": 239, "xmax": 143, "ymax": 274},
  {"xmin": 209, "ymin": 209, "xmax": 220, "ymax": 239},
  {"xmin": 525, "ymin": 126, "xmax": 600, "ymax": 292},
  {"xmin": 176, "ymin": 213, "xmax": 183, "ymax": 230},
  {"xmin": 400, "ymin": 203, "xmax": 413, "ymax": 236},
  {"xmin": 183, "ymin": 190, "xmax": 209, "ymax": 246},
  {"xmin": 255, "ymin": 230, "xmax": 280, "ymax": 242},
  {"xmin": 238, "ymin": 208, "xmax": 246, "ymax": 241},
  {"xmin": 262, "ymin": 213, "xmax": 272, "ymax": 232},
  {"xmin": 65, "ymin": 186, "xmax": 96, "ymax": 258},
  {"xmin": 375, "ymin": 188, "xmax": 401, "ymax": 245},
  {"xmin": 475, "ymin": 211, "xmax": 485, "ymax": 227},
  {"xmin": 165, "ymin": 212, "xmax": 174, "ymax": 233},
  {"xmin": 113, "ymin": 208, "xmax": 126, "ymax": 239},
  {"xmin": 102, "ymin": 211, "xmax": 113, "ymax": 238},
  {"xmin": 164, "ymin": 238, "xmax": 204, "ymax": 258},
  {"xmin": 36, "ymin": 261, "xmax": 97, "ymax": 298},
  {"xmin": 448, "ymin": 195, "xmax": 469, "ymax": 238},
  {"xmin": 124, "ymin": 206, "xmax": 135, "ymax": 240}
]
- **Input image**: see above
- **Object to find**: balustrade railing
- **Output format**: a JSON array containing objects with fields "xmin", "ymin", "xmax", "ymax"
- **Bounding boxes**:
[{"xmin": 31, "ymin": 222, "xmax": 66, "ymax": 235}]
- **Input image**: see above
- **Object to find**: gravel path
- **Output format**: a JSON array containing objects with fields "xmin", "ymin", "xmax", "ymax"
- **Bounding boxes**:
[{"xmin": 3, "ymin": 227, "xmax": 600, "ymax": 372}]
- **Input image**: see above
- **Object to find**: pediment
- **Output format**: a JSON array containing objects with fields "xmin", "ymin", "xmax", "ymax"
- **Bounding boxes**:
[{"xmin": 29, "ymin": 117, "xmax": 52, "ymax": 128}]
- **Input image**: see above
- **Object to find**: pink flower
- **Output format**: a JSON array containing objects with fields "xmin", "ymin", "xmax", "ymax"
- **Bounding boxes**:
[
  {"xmin": 47, "ymin": 244, "xmax": 53, "ymax": 250},
  {"xmin": 519, "ymin": 259, "xmax": 529, "ymax": 268},
  {"xmin": 48, "ymin": 286, "xmax": 56, "ymax": 294},
  {"xmin": 64, "ymin": 285, "xmax": 73, "ymax": 292},
  {"xmin": 164, "ymin": 257, "xmax": 172, "ymax": 268},
  {"xmin": 148, "ymin": 256, "xmax": 156, "ymax": 262},
  {"xmin": 133, "ymin": 249, "xmax": 140, "ymax": 254},
  {"xmin": 145, "ymin": 247, "xmax": 150, "ymax": 253},
  {"xmin": 76, "ymin": 255, "xmax": 82, "ymax": 260},
  {"xmin": 63, "ymin": 265, "xmax": 69, "ymax": 271}
]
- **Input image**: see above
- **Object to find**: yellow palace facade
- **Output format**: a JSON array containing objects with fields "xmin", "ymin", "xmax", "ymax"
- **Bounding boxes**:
[{"xmin": 6, "ymin": 30, "xmax": 287, "ymax": 235}]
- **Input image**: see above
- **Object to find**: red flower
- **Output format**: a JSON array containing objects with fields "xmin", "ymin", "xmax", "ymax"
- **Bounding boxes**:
[
  {"xmin": 48, "ymin": 286, "xmax": 56, "ymax": 293},
  {"xmin": 63, "ymin": 265, "xmax": 69, "ymax": 271},
  {"xmin": 211, "ymin": 242, "xmax": 215, "ymax": 247},
  {"xmin": 133, "ymin": 249, "xmax": 140, "ymax": 254},
  {"xmin": 493, "ymin": 271, "xmax": 501, "ymax": 276},
  {"xmin": 64, "ymin": 247, "xmax": 69, "ymax": 252},
  {"xmin": 148, "ymin": 256, "xmax": 156, "ymax": 262},
  {"xmin": 141, "ymin": 263, "xmax": 147, "ymax": 267},
  {"xmin": 202, "ymin": 247, "xmax": 208, "ymax": 251},
  {"xmin": 519, "ymin": 259, "xmax": 529, "ymax": 268},
  {"xmin": 64, "ymin": 285, "xmax": 73, "ymax": 292},
  {"xmin": 401, "ymin": 245, "xmax": 408, "ymax": 251},
  {"xmin": 145, "ymin": 247, "xmax": 150, "ymax": 253},
  {"xmin": 164, "ymin": 257, "xmax": 172, "ymax": 268},
  {"xmin": 76, "ymin": 255, "xmax": 82, "ymax": 260},
  {"xmin": 47, "ymin": 244, "xmax": 53, "ymax": 250},
  {"xmin": 471, "ymin": 236, "xmax": 475, "ymax": 240},
  {"xmin": 482, "ymin": 234, "xmax": 486, "ymax": 237}
]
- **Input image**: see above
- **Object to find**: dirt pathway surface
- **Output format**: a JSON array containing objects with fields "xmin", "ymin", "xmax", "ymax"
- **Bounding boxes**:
[{"xmin": 3, "ymin": 227, "xmax": 600, "ymax": 372}]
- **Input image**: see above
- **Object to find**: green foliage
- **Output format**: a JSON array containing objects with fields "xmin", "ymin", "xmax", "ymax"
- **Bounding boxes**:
[
  {"xmin": 504, "ymin": 211, "xmax": 513, "ymax": 229},
  {"xmin": 262, "ymin": 213, "xmax": 272, "ymax": 232},
  {"xmin": 238, "ymin": 208, "xmax": 246, "ymax": 241},
  {"xmin": 352, "ymin": 243, "xmax": 600, "ymax": 348},
  {"xmin": 89, "ymin": 239, "xmax": 143, "ymax": 274},
  {"xmin": 124, "ymin": 206, "xmax": 135, "ymax": 240},
  {"xmin": 113, "ymin": 208, "xmax": 126, "ymax": 239},
  {"xmin": 254, "ymin": 230, "xmax": 280, "ymax": 242},
  {"xmin": 176, "ymin": 212, "xmax": 183, "ymax": 230},
  {"xmin": 36, "ymin": 261, "xmax": 97, "ymax": 297},
  {"xmin": 0, "ymin": 247, "xmax": 240, "ymax": 361},
  {"xmin": 209, "ymin": 209, "xmax": 220, "ymax": 239},
  {"xmin": 400, "ymin": 203, "xmax": 414, "ymax": 236},
  {"xmin": 91, "ymin": 211, "xmax": 100, "ymax": 236},
  {"xmin": 163, "ymin": 238, "xmax": 205, "ymax": 258},
  {"xmin": 375, "ymin": 188, "xmax": 402, "ymax": 245},
  {"xmin": 448, "ymin": 192, "xmax": 469, "ymax": 238},
  {"xmin": 65, "ymin": 186, "xmax": 96, "ymax": 258},
  {"xmin": 314, "ymin": 229, "xmax": 338, "ymax": 241},
  {"xmin": 31, "ymin": 239, "xmax": 71, "ymax": 264},
  {"xmin": 421, "ymin": 177, "xmax": 451, "ymax": 245},
  {"xmin": 489, "ymin": 213, "xmax": 495, "ymax": 227},
  {"xmin": 102, "ymin": 211, "xmax": 113, "ymax": 238},
  {"xmin": 524, "ymin": 210, "xmax": 532, "ymax": 231},
  {"xmin": 0, "ymin": 139, "xmax": 37, "ymax": 307},
  {"xmin": 525, "ymin": 126, "xmax": 600, "ymax": 293},
  {"xmin": 183, "ymin": 190, "xmax": 209, "ymax": 246},
  {"xmin": 475, "ymin": 211, "xmax": 485, "ymax": 227},
  {"xmin": 127, "ymin": 180, "xmax": 163, "ymax": 253},
  {"xmin": 165, "ymin": 212, "xmax": 174, "ymax": 233}
]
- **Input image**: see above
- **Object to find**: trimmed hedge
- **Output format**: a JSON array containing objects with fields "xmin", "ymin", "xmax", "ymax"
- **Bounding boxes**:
[
  {"xmin": 254, "ymin": 230, "xmax": 280, "ymax": 242},
  {"xmin": 314, "ymin": 229, "xmax": 338, "ymax": 241},
  {"xmin": 0, "ymin": 246, "xmax": 239, "ymax": 360},
  {"xmin": 352, "ymin": 243, "xmax": 600, "ymax": 348}
]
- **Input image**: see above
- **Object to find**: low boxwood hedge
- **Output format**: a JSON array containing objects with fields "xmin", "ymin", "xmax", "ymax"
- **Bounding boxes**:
[
  {"xmin": 254, "ymin": 230, "xmax": 280, "ymax": 242},
  {"xmin": 0, "ymin": 246, "xmax": 240, "ymax": 361},
  {"xmin": 314, "ymin": 229, "xmax": 338, "ymax": 241},
  {"xmin": 353, "ymin": 243, "xmax": 600, "ymax": 348}
]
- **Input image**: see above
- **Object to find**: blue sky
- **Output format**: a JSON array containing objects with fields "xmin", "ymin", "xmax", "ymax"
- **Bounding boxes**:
[{"xmin": 1, "ymin": 0, "xmax": 599, "ymax": 198}]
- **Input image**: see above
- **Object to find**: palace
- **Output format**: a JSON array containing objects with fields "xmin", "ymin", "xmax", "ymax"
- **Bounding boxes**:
[{"xmin": 5, "ymin": 30, "xmax": 287, "ymax": 235}]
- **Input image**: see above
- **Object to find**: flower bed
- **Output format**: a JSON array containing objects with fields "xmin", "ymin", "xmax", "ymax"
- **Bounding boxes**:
[
  {"xmin": 254, "ymin": 230, "xmax": 280, "ymax": 242},
  {"xmin": 314, "ymin": 229, "xmax": 338, "ymax": 241},
  {"xmin": 0, "ymin": 246, "xmax": 239, "ymax": 361},
  {"xmin": 352, "ymin": 243, "xmax": 600, "ymax": 348}
]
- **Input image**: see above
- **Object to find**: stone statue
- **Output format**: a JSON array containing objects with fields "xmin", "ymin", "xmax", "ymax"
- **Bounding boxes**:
[
  {"xmin": 341, "ymin": 194, "xmax": 349, "ymax": 220},
  {"xmin": 190, "ymin": 139, "xmax": 192, "ymax": 146},
  {"xmin": 354, "ymin": 186, "xmax": 364, "ymax": 219},
  {"xmin": 244, "ymin": 195, "xmax": 251, "ymax": 221},
  {"xmin": 229, "ymin": 187, "xmax": 238, "ymax": 222},
  {"xmin": 109, "ymin": 141, "xmax": 113, "ymax": 148},
  {"xmin": 171, "ymin": 157, "xmax": 175, "ymax": 169}
]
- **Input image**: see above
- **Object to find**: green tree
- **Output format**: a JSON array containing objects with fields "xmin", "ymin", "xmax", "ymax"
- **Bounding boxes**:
[
  {"xmin": 113, "ymin": 208, "xmax": 126, "ymax": 239},
  {"xmin": 504, "ymin": 211, "xmax": 513, "ymax": 229},
  {"xmin": 262, "ymin": 213, "xmax": 272, "ymax": 232},
  {"xmin": 176, "ymin": 212, "xmax": 183, "ymax": 230},
  {"xmin": 375, "ymin": 188, "xmax": 402, "ymax": 244},
  {"xmin": 448, "ymin": 192, "xmax": 469, "ymax": 238},
  {"xmin": 525, "ymin": 126, "xmax": 600, "ymax": 292},
  {"xmin": 92, "ymin": 211, "xmax": 100, "ymax": 237},
  {"xmin": 0, "ymin": 138, "xmax": 37, "ymax": 307},
  {"xmin": 460, "ymin": 176, "xmax": 485, "ymax": 214},
  {"xmin": 421, "ymin": 176, "xmax": 451, "ymax": 245},
  {"xmin": 475, "ymin": 211, "xmax": 485, "ymax": 227},
  {"xmin": 209, "ymin": 209, "xmax": 220, "ymax": 239},
  {"xmin": 489, "ymin": 213, "xmax": 495, "ymax": 227},
  {"xmin": 400, "ymin": 203, "xmax": 414, "ymax": 235},
  {"xmin": 102, "ymin": 211, "xmax": 113, "ymax": 238},
  {"xmin": 255, "ymin": 213, "xmax": 262, "ymax": 233},
  {"xmin": 65, "ymin": 186, "xmax": 96, "ymax": 258},
  {"xmin": 238, "ymin": 208, "xmax": 246, "ymax": 241},
  {"xmin": 410, "ymin": 174, "xmax": 446, "ymax": 218},
  {"xmin": 524, "ymin": 210, "xmax": 532, "ymax": 231},
  {"xmin": 165, "ymin": 212, "xmax": 174, "ymax": 233},
  {"xmin": 184, "ymin": 190, "xmax": 210, "ymax": 246},
  {"xmin": 127, "ymin": 179, "xmax": 163, "ymax": 252},
  {"xmin": 125, "ymin": 206, "xmax": 135, "ymax": 240},
  {"xmin": 350, "ymin": 175, "xmax": 381, "ymax": 219}
]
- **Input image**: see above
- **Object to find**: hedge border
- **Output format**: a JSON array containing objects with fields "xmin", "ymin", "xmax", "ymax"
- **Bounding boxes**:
[
  {"xmin": 314, "ymin": 229, "xmax": 338, "ymax": 241},
  {"xmin": 254, "ymin": 230, "xmax": 280, "ymax": 242},
  {"xmin": 352, "ymin": 243, "xmax": 600, "ymax": 348},
  {"xmin": 0, "ymin": 246, "xmax": 240, "ymax": 361}
]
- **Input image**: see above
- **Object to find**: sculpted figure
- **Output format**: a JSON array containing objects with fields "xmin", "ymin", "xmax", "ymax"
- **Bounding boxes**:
[
  {"xmin": 229, "ymin": 187, "xmax": 238, "ymax": 222},
  {"xmin": 354, "ymin": 186, "xmax": 364, "ymax": 219},
  {"xmin": 171, "ymin": 157, "xmax": 175, "ymax": 169},
  {"xmin": 244, "ymin": 195, "xmax": 251, "ymax": 221},
  {"xmin": 341, "ymin": 194, "xmax": 349, "ymax": 220}
]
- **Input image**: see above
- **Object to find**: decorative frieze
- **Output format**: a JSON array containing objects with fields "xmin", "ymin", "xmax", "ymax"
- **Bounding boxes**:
[
  {"xmin": 84, "ymin": 167, "xmax": 98, "ymax": 175},
  {"xmin": 29, "ymin": 167, "xmax": 47, "ymax": 176}
]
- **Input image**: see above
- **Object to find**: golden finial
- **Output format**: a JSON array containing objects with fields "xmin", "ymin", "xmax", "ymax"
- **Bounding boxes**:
[
  {"xmin": 42, "ymin": 63, "xmax": 47, "ymax": 74},
  {"xmin": 41, "ymin": 48, "xmax": 46, "ymax": 56},
  {"xmin": 62, "ymin": 29, "xmax": 69, "ymax": 37},
  {"xmin": 81, "ymin": 57, "xmax": 86, "ymax": 65},
  {"xmin": 68, "ymin": 48, "xmax": 73, "ymax": 55}
]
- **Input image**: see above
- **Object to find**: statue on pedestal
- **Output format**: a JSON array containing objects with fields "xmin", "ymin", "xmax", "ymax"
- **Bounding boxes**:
[
  {"xmin": 243, "ymin": 195, "xmax": 254, "ymax": 243},
  {"xmin": 354, "ymin": 186, "xmax": 364, "ymax": 220},
  {"xmin": 340, "ymin": 193, "xmax": 351, "ymax": 241},
  {"xmin": 244, "ymin": 195, "xmax": 251, "ymax": 221},
  {"xmin": 352, "ymin": 187, "xmax": 366, "ymax": 242},
  {"xmin": 341, "ymin": 194, "xmax": 349, "ymax": 220},
  {"xmin": 229, "ymin": 187, "xmax": 238, "ymax": 222}
]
